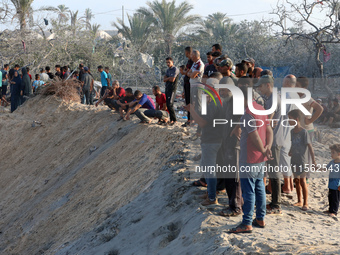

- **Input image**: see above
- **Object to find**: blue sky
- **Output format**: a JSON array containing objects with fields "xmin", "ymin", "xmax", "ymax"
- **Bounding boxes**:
[{"xmin": 28, "ymin": 0, "xmax": 277, "ymax": 30}]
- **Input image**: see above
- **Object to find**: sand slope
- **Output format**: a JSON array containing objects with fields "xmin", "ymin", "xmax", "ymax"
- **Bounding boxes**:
[
  {"xmin": 1, "ymin": 97, "xmax": 340, "ymax": 255},
  {"xmin": 0, "ymin": 96, "xmax": 184, "ymax": 254}
]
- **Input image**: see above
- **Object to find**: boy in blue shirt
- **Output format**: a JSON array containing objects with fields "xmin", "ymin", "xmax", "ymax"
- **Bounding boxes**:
[
  {"xmin": 98, "ymin": 65, "xmax": 109, "ymax": 97},
  {"xmin": 105, "ymin": 67, "xmax": 113, "ymax": 87},
  {"xmin": 325, "ymin": 144, "xmax": 340, "ymax": 217}
]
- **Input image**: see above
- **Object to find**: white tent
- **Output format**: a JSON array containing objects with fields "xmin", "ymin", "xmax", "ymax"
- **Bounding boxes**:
[
  {"xmin": 47, "ymin": 33, "xmax": 55, "ymax": 40},
  {"xmin": 96, "ymin": 30, "xmax": 112, "ymax": 41}
]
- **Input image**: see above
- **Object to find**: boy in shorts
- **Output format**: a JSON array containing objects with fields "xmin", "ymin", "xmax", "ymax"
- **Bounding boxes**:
[
  {"xmin": 288, "ymin": 109, "xmax": 316, "ymax": 211},
  {"xmin": 325, "ymin": 144, "xmax": 340, "ymax": 217}
]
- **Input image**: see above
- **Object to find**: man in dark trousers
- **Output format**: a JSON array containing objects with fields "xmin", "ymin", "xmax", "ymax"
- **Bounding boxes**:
[
  {"xmin": 182, "ymin": 46, "xmax": 193, "ymax": 127},
  {"xmin": 81, "ymin": 67, "xmax": 94, "ymax": 105},
  {"xmin": 164, "ymin": 57, "xmax": 180, "ymax": 126}
]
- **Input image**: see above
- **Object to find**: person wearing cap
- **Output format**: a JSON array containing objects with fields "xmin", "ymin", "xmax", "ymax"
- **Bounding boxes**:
[
  {"xmin": 39, "ymin": 68, "xmax": 49, "ymax": 83},
  {"xmin": 217, "ymin": 58, "xmax": 238, "ymax": 85},
  {"xmin": 323, "ymin": 98, "xmax": 340, "ymax": 126},
  {"xmin": 81, "ymin": 66, "xmax": 94, "ymax": 105},
  {"xmin": 255, "ymin": 74, "xmax": 284, "ymax": 214},
  {"xmin": 217, "ymin": 76, "xmax": 244, "ymax": 217},
  {"xmin": 260, "ymin": 69, "xmax": 273, "ymax": 77},
  {"xmin": 242, "ymin": 58, "xmax": 255, "ymax": 78}
]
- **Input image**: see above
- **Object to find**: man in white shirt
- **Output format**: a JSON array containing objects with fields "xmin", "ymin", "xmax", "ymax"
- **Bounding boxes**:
[
  {"xmin": 40, "ymin": 68, "xmax": 49, "ymax": 83},
  {"xmin": 187, "ymin": 50, "xmax": 204, "ymax": 113}
]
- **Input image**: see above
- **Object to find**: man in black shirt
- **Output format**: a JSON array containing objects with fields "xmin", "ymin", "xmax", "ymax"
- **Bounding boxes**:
[
  {"xmin": 203, "ymin": 51, "xmax": 221, "ymax": 78},
  {"xmin": 164, "ymin": 57, "xmax": 180, "ymax": 125},
  {"xmin": 182, "ymin": 46, "xmax": 193, "ymax": 127},
  {"xmin": 45, "ymin": 66, "xmax": 54, "ymax": 79},
  {"xmin": 55, "ymin": 65, "xmax": 63, "ymax": 79}
]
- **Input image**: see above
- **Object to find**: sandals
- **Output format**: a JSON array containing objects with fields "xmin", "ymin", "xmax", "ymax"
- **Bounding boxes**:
[
  {"xmin": 181, "ymin": 121, "xmax": 190, "ymax": 127},
  {"xmin": 252, "ymin": 219, "xmax": 265, "ymax": 228},
  {"xmin": 220, "ymin": 208, "xmax": 242, "ymax": 217},
  {"xmin": 139, "ymin": 120, "xmax": 151, "ymax": 124},
  {"xmin": 228, "ymin": 224, "xmax": 252, "ymax": 234},
  {"xmin": 192, "ymin": 179, "xmax": 207, "ymax": 187},
  {"xmin": 301, "ymin": 206, "xmax": 309, "ymax": 211},
  {"xmin": 117, "ymin": 116, "xmax": 124, "ymax": 121}
]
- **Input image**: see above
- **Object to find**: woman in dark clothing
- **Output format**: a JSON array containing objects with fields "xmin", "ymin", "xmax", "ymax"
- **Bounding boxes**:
[
  {"xmin": 21, "ymin": 67, "xmax": 32, "ymax": 104},
  {"xmin": 10, "ymin": 70, "xmax": 23, "ymax": 112}
]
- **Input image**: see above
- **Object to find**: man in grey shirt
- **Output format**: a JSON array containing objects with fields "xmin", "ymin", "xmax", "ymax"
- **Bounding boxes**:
[{"xmin": 81, "ymin": 67, "xmax": 94, "ymax": 105}]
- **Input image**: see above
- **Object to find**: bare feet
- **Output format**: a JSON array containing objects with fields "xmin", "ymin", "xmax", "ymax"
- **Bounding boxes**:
[{"xmin": 293, "ymin": 202, "xmax": 303, "ymax": 207}]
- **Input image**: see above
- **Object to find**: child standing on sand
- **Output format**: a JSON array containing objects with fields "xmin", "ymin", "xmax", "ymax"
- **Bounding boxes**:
[
  {"xmin": 325, "ymin": 144, "xmax": 340, "ymax": 217},
  {"xmin": 288, "ymin": 109, "xmax": 316, "ymax": 211}
]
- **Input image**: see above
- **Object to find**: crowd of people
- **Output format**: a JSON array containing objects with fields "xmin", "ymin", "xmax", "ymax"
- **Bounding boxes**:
[
  {"xmin": 175, "ymin": 44, "xmax": 340, "ymax": 234},
  {"xmin": 1, "ymin": 43, "xmax": 340, "ymax": 234}
]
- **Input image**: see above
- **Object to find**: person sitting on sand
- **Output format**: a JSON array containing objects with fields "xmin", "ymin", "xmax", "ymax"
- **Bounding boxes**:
[
  {"xmin": 95, "ymin": 81, "xmax": 125, "ymax": 109},
  {"xmin": 288, "ymin": 109, "xmax": 316, "ymax": 211},
  {"xmin": 324, "ymin": 144, "xmax": 340, "ymax": 217},
  {"xmin": 228, "ymin": 86, "xmax": 273, "ymax": 234},
  {"xmin": 144, "ymin": 85, "xmax": 169, "ymax": 125},
  {"xmin": 123, "ymin": 90, "xmax": 155, "ymax": 124},
  {"xmin": 322, "ymin": 98, "xmax": 340, "ymax": 126},
  {"xmin": 116, "ymin": 88, "xmax": 135, "ymax": 121}
]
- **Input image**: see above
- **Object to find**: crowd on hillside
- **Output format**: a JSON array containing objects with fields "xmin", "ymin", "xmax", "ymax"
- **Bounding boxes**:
[{"xmin": 1, "ymin": 43, "xmax": 340, "ymax": 233}]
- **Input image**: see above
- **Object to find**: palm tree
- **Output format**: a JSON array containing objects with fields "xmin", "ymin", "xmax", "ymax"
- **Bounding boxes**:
[
  {"xmin": 90, "ymin": 23, "xmax": 101, "ymax": 37},
  {"xmin": 56, "ymin": 4, "xmax": 69, "ymax": 25},
  {"xmin": 69, "ymin": 10, "xmax": 80, "ymax": 35},
  {"xmin": 198, "ymin": 12, "xmax": 238, "ymax": 41},
  {"xmin": 113, "ymin": 13, "xmax": 153, "ymax": 51},
  {"xmin": 10, "ymin": 0, "xmax": 33, "ymax": 30},
  {"xmin": 137, "ymin": 0, "xmax": 200, "ymax": 56},
  {"xmin": 10, "ymin": 0, "xmax": 56, "ymax": 31},
  {"xmin": 83, "ymin": 8, "xmax": 93, "ymax": 30}
]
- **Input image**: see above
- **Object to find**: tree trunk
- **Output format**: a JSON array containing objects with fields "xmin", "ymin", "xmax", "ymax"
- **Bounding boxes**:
[
  {"xmin": 165, "ymin": 34, "xmax": 173, "ymax": 57},
  {"xmin": 19, "ymin": 12, "xmax": 26, "ymax": 31}
]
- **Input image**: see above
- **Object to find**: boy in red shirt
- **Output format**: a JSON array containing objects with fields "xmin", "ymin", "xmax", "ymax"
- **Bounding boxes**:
[{"xmin": 144, "ymin": 85, "xmax": 169, "ymax": 124}]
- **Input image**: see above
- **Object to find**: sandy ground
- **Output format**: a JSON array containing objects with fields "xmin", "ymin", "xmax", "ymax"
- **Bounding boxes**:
[{"xmin": 0, "ymin": 96, "xmax": 340, "ymax": 255}]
